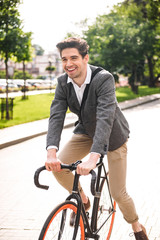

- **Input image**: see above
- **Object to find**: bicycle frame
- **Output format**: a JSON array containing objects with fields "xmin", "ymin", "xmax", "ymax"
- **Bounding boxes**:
[
  {"xmin": 65, "ymin": 172, "xmax": 100, "ymax": 239},
  {"xmin": 63, "ymin": 156, "xmax": 116, "ymax": 240}
]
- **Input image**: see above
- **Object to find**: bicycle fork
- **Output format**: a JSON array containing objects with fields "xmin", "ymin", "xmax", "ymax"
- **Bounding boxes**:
[
  {"xmin": 65, "ymin": 172, "xmax": 83, "ymax": 240},
  {"xmin": 67, "ymin": 172, "xmax": 100, "ymax": 240}
]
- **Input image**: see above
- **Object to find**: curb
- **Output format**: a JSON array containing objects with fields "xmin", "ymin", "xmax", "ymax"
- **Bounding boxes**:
[
  {"xmin": 0, "ymin": 123, "xmax": 75, "ymax": 150},
  {"xmin": 120, "ymin": 94, "xmax": 160, "ymax": 110},
  {"xmin": 0, "ymin": 131, "xmax": 47, "ymax": 150},
  {"xmin": 0, "ymin": 120, "xmax": 76, "ymax": 150}
]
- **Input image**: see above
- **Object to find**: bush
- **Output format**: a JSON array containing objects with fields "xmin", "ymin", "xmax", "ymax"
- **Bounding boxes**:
[{"xmin": 13, "ymin": 70, "xmax": 33, "ymax": 79}]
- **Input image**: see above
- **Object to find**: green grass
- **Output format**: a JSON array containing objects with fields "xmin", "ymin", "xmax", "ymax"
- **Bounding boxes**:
[
  {"xmin": 0, "ymin": 86, "xmax": 160, "ymax": 129},
  {"xmin": 0, "ymin": 93, "xmax": 54, "ymax": 129},
  {"xmin": 116, "ymin": 86, "xmax": 160, "ymax": 102}
]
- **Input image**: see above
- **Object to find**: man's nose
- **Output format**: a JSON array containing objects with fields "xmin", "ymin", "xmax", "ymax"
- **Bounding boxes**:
[{"xmin": 66, "ymin": 59, "xmax": 73, "ymax": 66}]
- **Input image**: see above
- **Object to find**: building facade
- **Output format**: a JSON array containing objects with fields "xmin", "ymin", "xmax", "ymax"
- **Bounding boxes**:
[{"xmin": 0, "ymin": 50, "xmax": 63, "ymax": 79}]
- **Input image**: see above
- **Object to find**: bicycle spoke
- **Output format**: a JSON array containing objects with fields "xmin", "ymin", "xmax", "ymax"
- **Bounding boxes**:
[{"xmin": 96, "ymin": 174, "xmax": 116, "ymax": 240}]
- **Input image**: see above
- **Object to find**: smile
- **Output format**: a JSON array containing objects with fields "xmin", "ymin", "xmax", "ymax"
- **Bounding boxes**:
[{"xmin": 67, "ymin": 68, "xmax": 76, "ymax": 72}]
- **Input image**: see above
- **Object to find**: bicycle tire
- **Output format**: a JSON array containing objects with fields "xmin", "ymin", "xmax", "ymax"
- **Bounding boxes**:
[
  {"xmin": 97, "ymin": 173, "xmax": 116, "ymax": 240},
  {"xmin": 39, "ymin": 200, "xmax": 85, "ymax": 240}
]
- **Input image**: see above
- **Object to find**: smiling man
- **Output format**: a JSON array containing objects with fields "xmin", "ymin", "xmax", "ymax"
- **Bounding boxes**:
[{"xmin": 45, "ymin": 37, "xmax": 149, "ymax": 240}]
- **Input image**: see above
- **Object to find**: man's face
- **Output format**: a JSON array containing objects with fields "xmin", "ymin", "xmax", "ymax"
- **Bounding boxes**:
[{"xmin": 61, "ymin": 48, "xmax": 89, "ymax": 81}]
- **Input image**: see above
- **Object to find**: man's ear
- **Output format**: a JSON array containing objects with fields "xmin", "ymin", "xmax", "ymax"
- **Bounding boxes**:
[{"xmin": 84, "ymin": 54, "xmax": 89, "ymax": 63}]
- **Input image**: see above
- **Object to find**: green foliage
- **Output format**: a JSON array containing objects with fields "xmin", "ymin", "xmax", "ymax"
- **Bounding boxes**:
[
  {"xmin": 0, "ymin": 70, "xmax": 6, "ymax": 79},
  {"xmin": 0, "ymin": 69, "xmax": 33, "ymax": 79},
  {"xmin": 0, "ymin": 0, "xmax": 22, "ymax": 61},
  {"xmin": 14, "ymin": 31, "xmax": 33, "ymax": 63},
  {"xmin": 13, "ymin": 69, "xmax": 33, "ymax": 79},
  {"xmin": 33, "ymin": 44, "xmax": 44, "ymax": 56},
  {"xmin": 0, "ymin": 1, "xmax": 33, "ymax": 77},
  {"xmin": 85, "ymin": 10, "xmax": 143, "ymax": 70},
  {"xmin": 66, "ymin": 32, "xmax": 81, "ymax": 39},
  {"xmin": 36, "ymin": 75, "xmax": 47, "ymax": 80},
  {"xmin": 0, "ymin": 1, "xmax": 24, "ymax": 117},
  {"xmin": 0, "ymin": 1, "xmax": 33, "ymax": 102},
  {"xmin": 82, "ymin": 0, "xmax": 160, "ymax": 89},
  {"xmin": 45, "ymin": 66, "xmax": 56, "ymax": 72}
]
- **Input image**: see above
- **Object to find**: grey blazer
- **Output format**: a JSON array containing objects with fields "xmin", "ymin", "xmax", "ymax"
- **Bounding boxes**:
[{"xmin": 47, "ymin": 65, "xmax": 130, "ymax": 155}]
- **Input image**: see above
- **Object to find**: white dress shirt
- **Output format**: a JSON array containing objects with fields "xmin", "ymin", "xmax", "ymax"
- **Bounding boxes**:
[{"xmin": 67, "ymin": 64, "xmax": 92, "ymax": 105}]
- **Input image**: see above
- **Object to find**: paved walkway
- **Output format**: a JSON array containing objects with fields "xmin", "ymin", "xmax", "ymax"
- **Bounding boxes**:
[
  {"xmin": 0, "ymin": 93, "xmax": 160, "ymax": 240},
  {"xmin": 0, "ymin": 93, "xmax": 160, "ymax": 149}
]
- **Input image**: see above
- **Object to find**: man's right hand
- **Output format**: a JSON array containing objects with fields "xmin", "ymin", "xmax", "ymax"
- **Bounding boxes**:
[{"xmin": 45, "ymin": 148, "xmax": 61, "ymax": 172}]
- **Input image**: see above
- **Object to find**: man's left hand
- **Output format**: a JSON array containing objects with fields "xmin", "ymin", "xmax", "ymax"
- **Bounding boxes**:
[{"xmin": 76, "ymin": 153, "xmax": 100, "ymax": 175}]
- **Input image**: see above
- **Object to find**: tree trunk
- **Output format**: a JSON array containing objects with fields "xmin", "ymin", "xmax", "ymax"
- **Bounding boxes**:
[
  {"xmin": 22, "ymin": 60, "xmax": 27, "ymax": 99},
  {"xmin": 5, "ymin": 52, "xmax": 10, "ymax": 120},
  {"xmin": 147, "ymin": 56, "xmax": 155, "ymax": 87},
  {"xmin": 130, "ymin": 65, "xmax": 139, "ymax": 94}
]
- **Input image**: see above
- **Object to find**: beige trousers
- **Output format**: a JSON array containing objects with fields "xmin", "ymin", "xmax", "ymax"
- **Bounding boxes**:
[{"xmin": 53, "ymin": 134, "xmax": 138, "ymax": 224}]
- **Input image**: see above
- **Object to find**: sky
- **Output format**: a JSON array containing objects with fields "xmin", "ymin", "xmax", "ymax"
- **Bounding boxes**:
[{"xmin": 19, "ymin": 0, "xmax": 123, "ymax": 53}]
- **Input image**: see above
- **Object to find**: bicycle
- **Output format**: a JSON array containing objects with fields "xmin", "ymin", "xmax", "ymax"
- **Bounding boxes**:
[{"xmin": 34, "ymin": 155, "xmax": 116, "ymax": 240}]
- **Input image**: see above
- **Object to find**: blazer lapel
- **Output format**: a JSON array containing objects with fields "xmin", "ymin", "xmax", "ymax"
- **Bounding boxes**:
[{"xmin": 68, "ymin": 82, "xmax": 80, "ymax": 111}]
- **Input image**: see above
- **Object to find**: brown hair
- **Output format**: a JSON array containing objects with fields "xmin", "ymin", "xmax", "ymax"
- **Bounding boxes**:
[{"xmin": 56, "ymin": 37, "xmax": 89, "ymax": 58}]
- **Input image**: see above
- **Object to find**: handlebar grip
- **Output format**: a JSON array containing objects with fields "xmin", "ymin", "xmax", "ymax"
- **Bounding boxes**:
[
  {"xmin": 90, "ymin": 170, "xmax": 101, "ymax": 197},
  {"xmin": 34, "ymin": 166, "xmax": 49, "ymax": 190},
  {"xmin": 61, "ymin": 161, "xmax": 82, "ymax": 171}
]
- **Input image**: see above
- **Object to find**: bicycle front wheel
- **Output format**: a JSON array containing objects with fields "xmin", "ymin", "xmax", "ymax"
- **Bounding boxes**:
[
  {"xmin": 39, "ymin": 201, "xmax": 85, "ymax": 240},
  {"xmin": 97, "ymin": 174, "xmax": 116, "ymax": 240}
]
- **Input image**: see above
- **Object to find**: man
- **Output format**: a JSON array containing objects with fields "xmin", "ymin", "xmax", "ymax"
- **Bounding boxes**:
[{"xmin": 45, "ymin": 37, "xmax": 149, "ymax": 240}]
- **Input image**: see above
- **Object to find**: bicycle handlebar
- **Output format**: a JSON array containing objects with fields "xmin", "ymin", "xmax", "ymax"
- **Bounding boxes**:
[
  {"xmin": 34, "ymin": 166, "xmax": 49, "ymax": 190},
  {"xmin": 34, "ymin": 160, "xmax": 101, "ymax": 197}
]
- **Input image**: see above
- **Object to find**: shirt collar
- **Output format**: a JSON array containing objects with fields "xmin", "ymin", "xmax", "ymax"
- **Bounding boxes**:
[{"xmin": 67, "ymin": 64, "xmax": 92, "ymax": 85}]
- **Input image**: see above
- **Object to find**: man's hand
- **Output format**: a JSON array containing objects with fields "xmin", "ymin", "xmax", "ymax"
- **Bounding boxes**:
[
  {"xmin": 77, "ymin": 153, "xmax": 100, "ymax": 175},
  {"xmin": 45, "ymin": 148, "xmax": 61, "ymax": 172}
]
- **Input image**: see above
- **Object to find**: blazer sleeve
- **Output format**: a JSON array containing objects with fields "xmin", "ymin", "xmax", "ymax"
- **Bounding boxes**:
[
  {"xmin": 90, "ymin": 72, "xmax": 117, "ymax": 155},
  {"xmin": 46, "ymin": 80, "xmax": 68, "ymax": 150}
]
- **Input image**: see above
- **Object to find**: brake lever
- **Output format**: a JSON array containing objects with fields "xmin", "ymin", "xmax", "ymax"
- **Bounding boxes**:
[{"xmin": 90, "ymin": 170, "xmax": 101, "ymax": 197}]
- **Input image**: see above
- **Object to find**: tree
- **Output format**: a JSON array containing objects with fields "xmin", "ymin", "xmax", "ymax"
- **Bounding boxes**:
[
  {"xmin": 33, "ymin": 44, "xmax": 44, "ymax": 56},
  {"xmin": 121, "ymin": 0, "xmax": 160, "ymax": 87},
  {"xmin": 0, "ymin": 0, "xmax": 22, "ymax": 119},
  {"xmin": 84, "ymin": 10, "xmax": 145, "ymax": 93},
  {"xmin": 14, "ymin": 31, "xmax": 33, "ymax": 99},
  {"xmin": 45, "ymin": 63, "xmax": 56, "ymax": 92},
  {"xmin": 83, "ymin": 0, "xmax": 160, "ymax": 91}
]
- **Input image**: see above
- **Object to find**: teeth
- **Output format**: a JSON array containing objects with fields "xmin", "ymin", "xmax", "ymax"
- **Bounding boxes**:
[{"xmin": 68, "ymin": 68, "xmax": 75, "ymax": 71}]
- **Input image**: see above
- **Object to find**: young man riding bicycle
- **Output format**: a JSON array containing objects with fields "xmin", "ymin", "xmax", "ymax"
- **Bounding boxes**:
[{"xmin": 45, "ymin": 37, "xmax": 149, "ymax": 240}]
